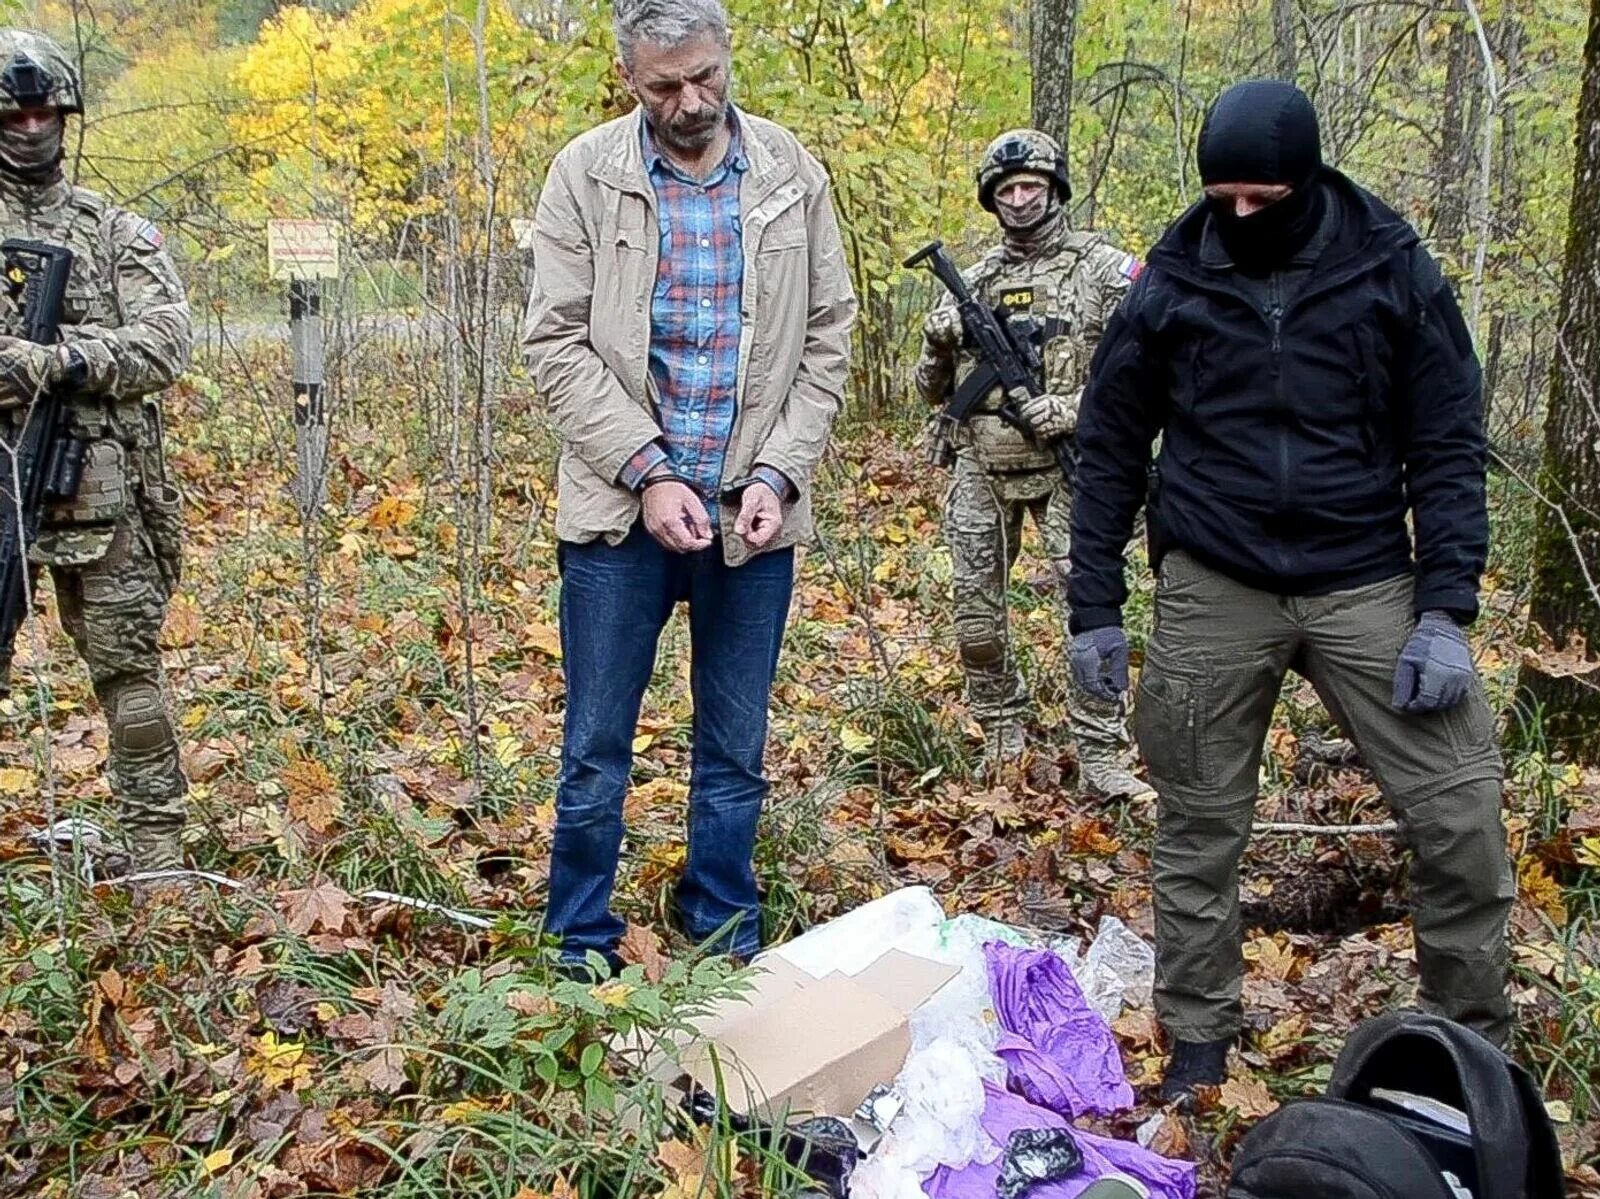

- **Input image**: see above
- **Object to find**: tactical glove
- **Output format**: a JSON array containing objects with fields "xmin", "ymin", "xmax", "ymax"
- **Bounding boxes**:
[
  {"xmin": 1017, "ymin": 390, "xmax": 1077, "ymax": 441},
  {"xmin": 922, "ymin": 308, "xmax": 963, "ymax": 353},
  {"xmin": 1392, "ymin": 610, "xmax": 1475, "ymax": 713},
  {"xmin": 0, "ymin": 336, "xmax": 63, "ymax": 406},
  {"xmin": 1071, "ymin": 626, "xmax": 1130, "ymax": 702}
]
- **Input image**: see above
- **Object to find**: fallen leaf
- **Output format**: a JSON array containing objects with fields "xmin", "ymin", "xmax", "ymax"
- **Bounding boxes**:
[
  {"xmin": 1217, "ymin": 1075, "xmax": 1279, "ymax": 1120},
  {"xmin": 281, "ymin": 881, "xmax": 352, "ymax": 936},
  {"xmin": 618, "ymin": 923, "xmax": 670, "ymax": 983}
]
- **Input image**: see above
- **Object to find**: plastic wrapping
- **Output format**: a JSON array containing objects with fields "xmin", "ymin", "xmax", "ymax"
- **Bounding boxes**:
[
  {"xmin": 997, "ymin": 1129, "xmax": 1085, "ymax": 1199},
  {"xmin": 925, "ymin": 1083, "xmax": 1197, "ymax": 1199},
  {"xmin": 988, "ymin": 943, "xmax": 1136, "ymax": 1119},
  {"xmin": 849, "ymin": 1038, "xmax": 998, "ymax": 1199},
  {"xmin": 768, "ymin": 886, "xmax": 946, "ymax": 978},
  {"xmin": 1073, "ymin": 917, "xmax": 1156, "ymax": 1022}
]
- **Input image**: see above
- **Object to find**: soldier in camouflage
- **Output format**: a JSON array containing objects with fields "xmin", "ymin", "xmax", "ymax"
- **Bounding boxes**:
[
  {"xmin": 0, "ymin": 31, "xmax": 192, "ymax": 870},
  {"xmin": 915, "ymin": 129, "xmax": 1150, "ymax": 798}
]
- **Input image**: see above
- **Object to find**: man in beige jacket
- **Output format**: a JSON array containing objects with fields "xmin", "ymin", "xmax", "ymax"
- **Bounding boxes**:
[{"xmin": 522, "ymin": 0, "xmax": 855, "ymax": 971}]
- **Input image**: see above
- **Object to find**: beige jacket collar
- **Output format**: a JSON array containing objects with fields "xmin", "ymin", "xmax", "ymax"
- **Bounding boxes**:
[{"xmin": 586, "ymin": 106, "xmax": 798, "ymax": 215}]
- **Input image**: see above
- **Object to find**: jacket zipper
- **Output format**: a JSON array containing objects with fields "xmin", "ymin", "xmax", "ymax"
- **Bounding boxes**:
[{"xmin": 1268, "ymin": 273, "xmax": 1292, "ymax": 574}]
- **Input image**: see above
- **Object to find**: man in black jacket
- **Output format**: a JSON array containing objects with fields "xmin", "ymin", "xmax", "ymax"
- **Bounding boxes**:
[{"xmin": 1067, "ymin": 81, "xmax": 1514, "ymax": 1100}]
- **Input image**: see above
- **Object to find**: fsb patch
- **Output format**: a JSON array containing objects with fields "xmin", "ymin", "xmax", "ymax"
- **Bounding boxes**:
[{"xmin": 998, "ymin": 286, "xmax": 1034, "ymax": 311}]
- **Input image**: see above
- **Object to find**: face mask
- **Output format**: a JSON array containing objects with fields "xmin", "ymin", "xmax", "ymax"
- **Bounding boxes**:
[
  {"xmin": 996, "ymin": 187, "xmax": 1053, "ymax": 232},
  {"xmin": 1207, "ymin": 181, "xmax": 1326, "ymax": 275},
  {"xmin": 0, "ymin": 116, "xmax": 64, "ymax": 182}
]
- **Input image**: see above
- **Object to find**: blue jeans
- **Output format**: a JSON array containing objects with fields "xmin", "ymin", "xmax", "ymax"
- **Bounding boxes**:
[{"xmin": 547, "ymin": 523, "xmax": 794, "ymax": 963}]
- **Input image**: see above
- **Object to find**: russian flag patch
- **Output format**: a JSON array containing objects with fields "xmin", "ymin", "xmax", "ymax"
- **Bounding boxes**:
[{"xmin": 1119, "ymin": 253, "xmax": 1143, "ymax": 280}]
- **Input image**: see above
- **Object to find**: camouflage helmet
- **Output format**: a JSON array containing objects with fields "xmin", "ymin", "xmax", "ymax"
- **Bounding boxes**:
[
  {"xmin": 0, "ymin": 31, "xmax": 82, "ymax": 116},
  {"xmin": 976, "ymin": 128, "xmax": 1069, "ymax": 213}
]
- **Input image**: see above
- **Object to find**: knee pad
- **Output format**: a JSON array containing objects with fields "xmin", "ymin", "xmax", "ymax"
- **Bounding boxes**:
[{"xmin": 112, "ymin": 681, "xmax": 173, "ymax": 754}]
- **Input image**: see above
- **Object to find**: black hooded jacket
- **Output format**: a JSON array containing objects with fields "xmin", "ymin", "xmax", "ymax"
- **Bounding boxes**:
[{"xmin": 1067, "ymin": 170, "xmax": 1488, "ymax": 632}]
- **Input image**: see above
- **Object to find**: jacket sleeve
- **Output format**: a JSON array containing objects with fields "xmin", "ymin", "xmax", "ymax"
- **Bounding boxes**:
[
  {"xmin": 1067, "ymin": 270, "xmax": 1165, "ymax": 632},
  {"xmin": 1400, "ymin": 247, "xmax": 1488, "ymax": 622},
  {"xmin": 59, "ymin": 208, "xmax": 192, "ymax": 397},
  {"xmin": 753, "ymin": 171, "xmax": 857, "ymax": 499},
  {"xmin": 521, "ymin": 150, "xmax": 664, "ymax": 483},
  {"xmin": 913, "ymin": 294, "xmax": 957, "ymax": 406}
]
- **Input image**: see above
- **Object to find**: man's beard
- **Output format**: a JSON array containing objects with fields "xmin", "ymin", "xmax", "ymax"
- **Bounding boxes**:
[
  {"xmin": 0, "ymin": 119, "xmax": 64, "ymax": 184},
  {"xmin": 651, "ymin": 98, "xmax": 729, "ymax": 155}
]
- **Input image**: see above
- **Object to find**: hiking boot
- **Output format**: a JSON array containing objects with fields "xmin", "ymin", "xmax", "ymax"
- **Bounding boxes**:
[
  {"xmin": 1159, "ymin": 1037, "xmax": 1232, "ymax": 1106},
  {"xmin": 1078, "ymin": 743, "xmax": 1156, "ymax": 802},
  {"xmin": 978, "ymin": 719, "xmax": 1027, "ymax": 776}
]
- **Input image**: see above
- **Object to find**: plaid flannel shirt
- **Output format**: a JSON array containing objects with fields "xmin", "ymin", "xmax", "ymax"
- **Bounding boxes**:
[{"xmin": 620, "ymin": 113, "xmax": 792, "ymax": 514}]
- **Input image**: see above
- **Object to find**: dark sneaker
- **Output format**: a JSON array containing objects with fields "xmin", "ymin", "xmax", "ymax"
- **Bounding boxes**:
[
  {"xmin": 1159, "ymin": 1037, "xmax": 1231, "ymax": 1106},
  {"xmin": 552, "ymin": 950, "xmax": 625, "ymax": 982}
]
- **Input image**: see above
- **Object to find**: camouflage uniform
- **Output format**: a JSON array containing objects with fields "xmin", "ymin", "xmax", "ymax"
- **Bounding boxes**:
[
  {"xmin": 0, "ymin": 32, "xmax": 191, "ymax": 869},
  {"xmin": 915, "ymin": 130, "xmax": 1147, "ymax": 795}
]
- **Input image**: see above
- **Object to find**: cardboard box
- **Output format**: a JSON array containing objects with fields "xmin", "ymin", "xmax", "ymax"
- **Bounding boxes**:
[{"xmin": 666, "ymin": 948, "xmax": 959, "ymax": 1126}]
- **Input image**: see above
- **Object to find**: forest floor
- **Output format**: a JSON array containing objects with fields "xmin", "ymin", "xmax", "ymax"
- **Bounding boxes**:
[{"xmin": 0, "ymin": 338, "xmax": 1595, "ymax": 1198}]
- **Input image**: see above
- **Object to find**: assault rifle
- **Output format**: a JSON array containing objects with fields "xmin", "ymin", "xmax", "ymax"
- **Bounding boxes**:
[
  {"xmin": 0, "ymin": 239, "xmax": 81, "ymax": 675},
  {"xmin": 904, "ymin": 239, "xmax": 1075, "ymax": 485}
]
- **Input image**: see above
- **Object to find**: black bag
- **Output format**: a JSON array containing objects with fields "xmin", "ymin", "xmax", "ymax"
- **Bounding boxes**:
[{"xmin": 1229, "ymin": 1011, "xmax": 1565, "ymax": 1199}]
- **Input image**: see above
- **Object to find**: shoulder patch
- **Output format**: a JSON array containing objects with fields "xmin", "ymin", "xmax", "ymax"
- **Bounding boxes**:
[
  {"xmin": 130, "ymin": 218, "xmax": 165, "ymax": 250},
  {"xmin": 1119, "ymin": 253, "xmax": 1143, "ymax": 281}
]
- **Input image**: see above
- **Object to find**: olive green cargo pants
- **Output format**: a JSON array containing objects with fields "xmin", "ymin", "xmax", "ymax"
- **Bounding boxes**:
[{"xmin": 1135, "ymin": 551, "xmax": 1513, "ymax": 1045}]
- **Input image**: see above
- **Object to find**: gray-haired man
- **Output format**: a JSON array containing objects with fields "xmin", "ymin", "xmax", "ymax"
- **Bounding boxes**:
[{"xmin": 523, "ymin": 0, "xmax": 855, "ymax": 971}]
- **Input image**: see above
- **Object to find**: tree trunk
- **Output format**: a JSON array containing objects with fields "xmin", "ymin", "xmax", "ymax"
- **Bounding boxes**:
[
  {"xmin": 1273, "ymin": 0, "xmax": 1297, "ymax": 81},
  {"xmin": 1030, "ymin": 0, "xmax": 1076, "ymax": 157},
  {"xmin": 1519, "ymin": 0, "xmax": 1600, "ymax": 762},
  {"xmin": 1431, "ymin": 20, "xmax": 1475, "ymax": 262}
]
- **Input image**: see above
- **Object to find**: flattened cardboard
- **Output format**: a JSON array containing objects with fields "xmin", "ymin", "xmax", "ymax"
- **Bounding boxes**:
[
  {"xmin": 680, "ymin": 973, "xmax": 909, "ymax": 1119},
  {"xmin": 671, "ymin": 950, "xmax": 960, "ymax": 1125}
]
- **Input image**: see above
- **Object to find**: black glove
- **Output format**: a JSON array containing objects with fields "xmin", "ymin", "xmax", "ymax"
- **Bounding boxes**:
[
  {"xmin": 1392, "ymin": 610, "xmax": 1475, "ymax": 713},
  {"xmin": 1071, "ymin": 626, "xmax": 1129, "ymax": 702}
]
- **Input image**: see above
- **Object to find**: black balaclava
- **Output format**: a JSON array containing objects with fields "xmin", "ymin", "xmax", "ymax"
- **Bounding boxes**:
[{"xmin": 1197, "ymin": 80, "xmax": 1326, "ymax": 275}]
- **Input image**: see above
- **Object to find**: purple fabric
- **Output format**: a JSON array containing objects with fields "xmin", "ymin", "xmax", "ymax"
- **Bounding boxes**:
[
  {"xmin": 924, "ymin": 1083, "xmax": 1197, "ymax": 1199},
  {"xmin": 987, "ymin": 942, "xmax": 1135, "ymax": 1118}
]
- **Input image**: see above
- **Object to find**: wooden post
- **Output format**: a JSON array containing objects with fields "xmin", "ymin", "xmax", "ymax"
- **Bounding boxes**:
[{"xmin": 290, "ymin": 278, "xmax": 328, "ymax": 514}]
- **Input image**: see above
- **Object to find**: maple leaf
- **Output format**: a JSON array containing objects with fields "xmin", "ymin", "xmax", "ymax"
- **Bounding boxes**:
[
  {"xmin": 618, "ymin": 922, "xmax": 670, "ymax": 983},
  {"xmin": 1218, "ymin": 1075, "xmax": 1280, "ymax": 1120},
  {"xmin": 283, "ymin": 757, "xmax": 344, "ymax": 834},
  {"xmin": 281, "ymin": 881, "xmax": 352, "ymax": 936},
  {"xmin": 521, "ymin": 622, "xmax": 562, "ymax": 660},
  {"xmin": 351, "ymin": 1046, "xmax": 408, "ymax": 1094},
  {"xmin": 246, "ymin": 1032, "xmax": 312, "ymax": 1090},
  {"xmin": 1518, "ymin": 855, "xmax": 1569, "ymax": 927},
  {"xmin": 1242, "ymin": 933, "xmax": 1302, "ymax": 982}
]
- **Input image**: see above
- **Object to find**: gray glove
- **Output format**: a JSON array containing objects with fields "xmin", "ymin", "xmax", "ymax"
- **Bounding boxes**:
[
  {"xmin": 1017, "ymin": 390, "xmax": 1077, "ymax": 441},
  {"xmin": 922, "ymin": 308, "xmax": 963, "ymax": 353},
  {"xmin": 0, "ymin": 336, "xmax": 62, "ymax": 406},
  {"xmin": 1392, "ymin": 610, "xmax": 1475, "ymax": 713},
  {"xmin": 1071, "ymin": 626, "xmax": 1129, "ymax": 702}
]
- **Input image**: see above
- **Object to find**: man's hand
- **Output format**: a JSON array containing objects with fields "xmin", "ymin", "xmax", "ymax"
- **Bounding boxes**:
[
  {"xmin": 734, "ymin": 481, "xmax": 784, "ymax": 550},
  {"xmin": 0, "ymin": 336, "xmax": 62, "ymax": 406},
  {"xmin": 922, "ymin": 308, "xmax": 963, "ymax": 354},
  {"xmin": 1017, "ymin": 390, "xmax": 1077, "ymax": 441},
  {"xmin": 1071, "ymin": 626, "xmax": 1130, "ymax": 702},
  {"xmin": 1392, "ymin": 610, "xmax": 1475, "ymax": 713},
  {"xmin": 642, "ymin": 479, "xmax": 714, "ymax": 553}
]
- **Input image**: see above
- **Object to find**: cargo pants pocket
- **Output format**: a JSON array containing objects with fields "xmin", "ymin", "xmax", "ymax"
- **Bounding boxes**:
[
  {"xmin": 136, "ymin": 481, "xmax": 184, "ymax": 600},
  {"xmin": 1134, "ymin": 658, "xmax": 1206, "ymax": 792}
]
